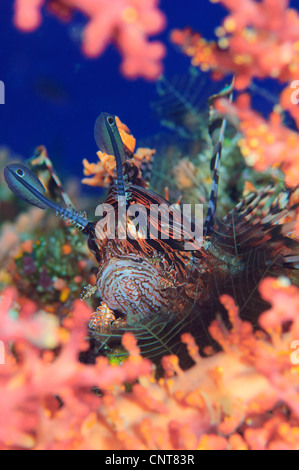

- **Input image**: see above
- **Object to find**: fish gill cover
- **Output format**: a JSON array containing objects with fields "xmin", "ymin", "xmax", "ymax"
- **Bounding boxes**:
[{"xmin": 0, "ymin": 0, "xmax": 298, "ymax": 451}]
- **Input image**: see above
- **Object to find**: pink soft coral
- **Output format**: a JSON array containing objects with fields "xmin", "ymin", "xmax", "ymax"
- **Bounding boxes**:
[
  {"xmin": 1, "ymin": 278, "xmax": 299, "ymax": 450},
  {"xmin": 171, "ymin": 0, "xmax": 299, "ymax": 89},
  {"xmin": 216, "ymin": 93, "xmax": 299, "ymax": 187},
  {"xmin": 0, "ymin": 287, "xmax": 152, "ymax": 449},
  {"xmin": 13, "ymin": 0, "xmax": 166, "ymax": 79}
]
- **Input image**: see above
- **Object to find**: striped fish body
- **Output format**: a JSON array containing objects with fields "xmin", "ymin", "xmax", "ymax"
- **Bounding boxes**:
[
  {"xmin": 88, "ymin": 171, "xmax": 298, "ymax": 362},
  {"xmin": 4, "ymin": 112, "xmax": 297, "ymax": 363},
  {"xmin": 86, "ymin": 112, "xmax": 299, "ymax": 362},
  {"xmin": 88, "ymin": 178, "xmax": 209, "ymax": 323}
]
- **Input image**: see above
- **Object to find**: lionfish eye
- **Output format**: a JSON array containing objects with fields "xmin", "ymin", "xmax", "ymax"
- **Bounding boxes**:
[
  {"xmin": 107, "ymin": 116, "xmax": 114, "ymax": 125},
  {"xmin": 16, "ymin": 168, "xmax": 24, "ymax": 177}
]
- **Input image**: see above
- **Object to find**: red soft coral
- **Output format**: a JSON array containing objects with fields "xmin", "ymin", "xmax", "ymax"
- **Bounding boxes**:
[
  {"xmin": 0, "ymin": 288, "xmax": 152, "ymax": 449},
  {"xmin": 2, "ymin": 278, "xmax": 299, "ymax": 450},
  {"xmin": 216, "ymin": 93, "xmax": 299, "ymax": 187}
]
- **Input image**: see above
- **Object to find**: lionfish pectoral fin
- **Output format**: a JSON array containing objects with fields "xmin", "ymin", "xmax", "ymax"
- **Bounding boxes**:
[
  {"xmin": 210, "ymin": 187, "xmax": 298, "ymax": 254},
  {"xmin": 208, "ymin": 187, "xmax": 299, "ymax": 315},
  {"xmin": 203, "ymin": 187, "xmax": 299, "ymax": 327},
  {"xmin": 4, "ymin": 163, "xmax": 92, "ymax": 232}
]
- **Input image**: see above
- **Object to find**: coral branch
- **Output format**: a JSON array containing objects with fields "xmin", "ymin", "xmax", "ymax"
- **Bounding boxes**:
[
  {"xmin": 216, "ymin": 93, "xmax": 299, "ymax": 186},
  {"xmin": 82, "ymin": 115, "xmax": 155, "ymax": 187},
  {"xmin": 13, "ymin": 0, "xmax": 166, "ymax": 79},
  {"xmin": 171, "ymin": 0, "xmax": 299, "ymax": 89},
  {"xmin": 1, "ymin": 277, "xmax": 299, "ymax": 449}
]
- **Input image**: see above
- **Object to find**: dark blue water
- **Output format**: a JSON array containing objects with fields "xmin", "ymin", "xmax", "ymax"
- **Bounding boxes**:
[
  {"xmin": 0, "ymin": 1, "xmax": 227, "ymax": 179},
  {"xmin": 1, "ymin": 0, "xmax": 298, "ymax": 183}
]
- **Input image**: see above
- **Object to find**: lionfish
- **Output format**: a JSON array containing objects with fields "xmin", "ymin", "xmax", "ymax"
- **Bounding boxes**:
[{"xmin": 4, "ymin": 102, "xmax": 299, "ymax": 366}]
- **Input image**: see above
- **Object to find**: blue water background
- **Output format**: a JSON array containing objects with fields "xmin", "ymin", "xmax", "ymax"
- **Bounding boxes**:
[{"xmin": 0, "ymin": 0, "xmax": 298, "ymax": 187}]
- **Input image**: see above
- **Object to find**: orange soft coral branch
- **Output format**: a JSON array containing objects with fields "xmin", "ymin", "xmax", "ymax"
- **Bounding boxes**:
[
  {"xmin": 171, "ymin": 0, "xmax": 299, "ymax": 212},
  {"xmin": 14, "ymin": 0, "xmax": 44, "ymax": 31},
  {"xmin": 0, "ymin": 286, "xmax": 61, "ymax": 349},
  {"xmin": 82, "ymin": 115, "xmax": 155, "ymax": 188},
  {"xmin": 82, "ymin": 147, "xmax": 155, "ymax": 187},
  {"xmin": 216, "ymin": 93, "xmax": 299, "ymax": 187},
  {"xmin": 259, "ymin": 277, "xmax": 299, "ymax": 333},
  {"xmin": 13, "ymin": 0, "xmax": 166, "ymax": 79},
  {"xmin": 171, "ymin": 0, "xmax": 299, "ymax": 89}
]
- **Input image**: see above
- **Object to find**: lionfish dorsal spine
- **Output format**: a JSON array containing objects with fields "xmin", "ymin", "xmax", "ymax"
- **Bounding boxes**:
[{"xmin": 203, "ymin": 77, "xmax": 234, "ymax": 237}]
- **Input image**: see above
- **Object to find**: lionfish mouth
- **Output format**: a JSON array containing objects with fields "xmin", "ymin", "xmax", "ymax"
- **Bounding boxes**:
[{"xmin": 88, "ymin": 292, "xmax": 207, "ymax": 365}]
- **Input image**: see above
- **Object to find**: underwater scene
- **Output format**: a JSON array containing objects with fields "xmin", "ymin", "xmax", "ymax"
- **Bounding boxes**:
[{"xmin": 0, "ymin": 0, "xmax": 299, "ymax": 451}]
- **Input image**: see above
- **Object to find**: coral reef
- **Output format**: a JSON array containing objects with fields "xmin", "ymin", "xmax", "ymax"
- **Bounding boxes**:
[
  {"xmin": 216, "ymin": 93, "xmax": 299, "ymax": 187},
  {"xmin": 0, "ymin": 278, "xmax": 299, "ymax": 449},
  {"xmin": 171, "ymin": 0, "xmax": 299, "ymax": 89},
  {"xmin": 171, "ymin": 0, "xmax": 299, "ymax": 221},
  {"xmin": 0, "ymin": 287, "xmax": 152, "ymax": 449},
  {"xmin": 13, "ymin": 0, "xmax": 166, "ymax": 79},
  {"xmin": 144, "ymin": 69, "xmax": 285, "ymax": 218}
]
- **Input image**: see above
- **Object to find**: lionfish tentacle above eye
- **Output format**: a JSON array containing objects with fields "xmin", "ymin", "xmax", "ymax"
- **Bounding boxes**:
[
  {"xmin": 4, "ymin": 163, "xmax": 92, "ymax": 232},
  {"xmin": 203, "ymin": 77, "xmax": 234, "ymax": 237}
]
